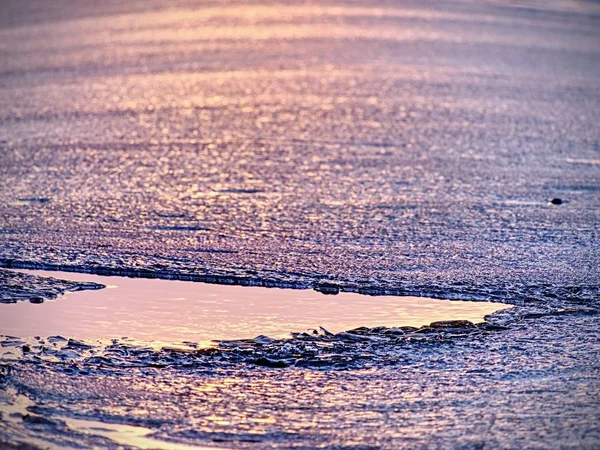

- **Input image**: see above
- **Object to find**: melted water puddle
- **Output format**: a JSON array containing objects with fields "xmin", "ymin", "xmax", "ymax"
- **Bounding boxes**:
[{"xmin": 1, "ymin": 269, "xmax": 510, "ymax": 346}]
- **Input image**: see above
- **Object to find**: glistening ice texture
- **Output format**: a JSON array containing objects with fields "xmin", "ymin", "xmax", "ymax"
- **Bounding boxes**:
[
  {"xmin": 0, "ymin": 0, "xmax": 598, "ymax": 297},
  {"xmin": 0, "ymin": 0, "xmax": 599, "ymax": 449},
  {"xmin": 0, "ymin": 269, "xmax": 104, "ymax": 304}
]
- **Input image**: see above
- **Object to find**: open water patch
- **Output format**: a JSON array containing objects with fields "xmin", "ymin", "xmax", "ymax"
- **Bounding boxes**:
[{"xmin": 0, "ymin": 270, "xmax": 511, "ymax": 349}]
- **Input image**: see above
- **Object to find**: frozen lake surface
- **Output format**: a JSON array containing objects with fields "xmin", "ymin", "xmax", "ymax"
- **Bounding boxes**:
[{"xmin": 0, "ymin": 0, "xmax": 599, "ymax": 448}]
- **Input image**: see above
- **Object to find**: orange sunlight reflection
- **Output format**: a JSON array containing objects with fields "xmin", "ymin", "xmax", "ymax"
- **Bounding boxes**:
[{"xmin": 1, "ymin": 270, "xmax": 511, "ymax": 347}]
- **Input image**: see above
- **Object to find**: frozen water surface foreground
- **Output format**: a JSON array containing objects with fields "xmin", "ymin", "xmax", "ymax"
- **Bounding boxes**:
[{"xmin": 0, "ymin": 0, "xmax": 599, "ymax": 449}]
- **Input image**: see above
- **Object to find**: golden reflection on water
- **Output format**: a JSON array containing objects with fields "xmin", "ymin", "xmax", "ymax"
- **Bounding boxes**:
[
  {"xmin": 1, "ymin": 387, "xmax": 227, "ymax": 450},
  {"xmin": 63, "ymin": 416, "xmax": 225, "ymax": 450},
  {"xmin": 1, "ymin": 270, "xmax": 511, "ymax": 346}
]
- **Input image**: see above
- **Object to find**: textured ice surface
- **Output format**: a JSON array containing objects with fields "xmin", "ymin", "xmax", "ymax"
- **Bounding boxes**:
[
  {"xmin": 0, "ymin": 268, "xmax": 104, "ymax": 304},
  {"xmin": 1, "ymin": 1, "xmax": 599, "ymax": 300},
  {"xmin": 0, "ymin": 0, "xmax": 599, "ymax": 448},
  {"xmin": 1, "ymin": 309, "xmax": 599, "ymax": 449}
]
